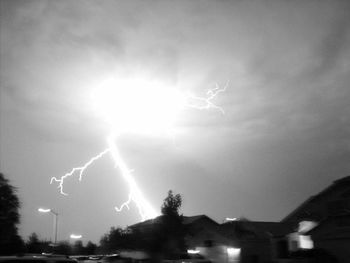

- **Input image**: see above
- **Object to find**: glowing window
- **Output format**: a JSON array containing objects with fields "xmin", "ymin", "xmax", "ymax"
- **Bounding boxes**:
[
  {"xmin": 299, "ymin": 235, "xmax": 314, "ymax": 249},
  {"xmin": 298, "ymin": 221, "xmax": 317, "ymax": 234},
  {"xmin": 227, "ymin": 247, "xmax": 241, "ymax": 257}
]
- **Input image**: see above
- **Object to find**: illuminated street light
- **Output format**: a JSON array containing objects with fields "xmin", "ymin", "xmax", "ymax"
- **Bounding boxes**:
[
  {"xmin": 187, "ymin": 249, "xmax": 200, "ymax": 254},
  {"xmin": 38, "ymin": 208, "xmax": 51, "ymax": 213},
  {"xmin": 38, "ymin": 207, "xmax": 58, "ymax": 245},
  {"xmin": 70, "ymin": 234, "xmax": 82, "ymax": 239}
]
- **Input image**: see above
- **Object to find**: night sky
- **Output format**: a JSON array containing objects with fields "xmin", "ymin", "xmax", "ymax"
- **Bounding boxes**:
[{"xmin": 1, "ymin": 0, "xmax": 350, "ymax": 244}]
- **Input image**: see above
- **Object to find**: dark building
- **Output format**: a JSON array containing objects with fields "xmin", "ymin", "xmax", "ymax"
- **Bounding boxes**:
[
  {"xmin": 130, "ymin": 215, "xmax": 294, "ymax": 263},
  {"xmin": 283, "ymin": 175, "xmax": 350, "ymax": 263},
  {"xmin": 130, "ymin": 215, "xmax": 234, "ymax": 262},
  {"xmin": 220, "ymin": 220, "xmax": 293, "ymax": 263}
]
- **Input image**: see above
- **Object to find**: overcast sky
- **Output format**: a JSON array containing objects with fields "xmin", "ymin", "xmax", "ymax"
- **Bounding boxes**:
[{"xmin": 1, "ymin": 0, "xmax": 350, "ymax": 244}]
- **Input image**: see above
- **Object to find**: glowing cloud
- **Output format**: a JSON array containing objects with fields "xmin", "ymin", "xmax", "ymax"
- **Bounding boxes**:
[
  {"xmin": 92, "ymin": 77, "xmax": 187, "ymax": 134},
  {"xmin": 51, "ymin": 76, "xmax": 227, "ymax": 221}
]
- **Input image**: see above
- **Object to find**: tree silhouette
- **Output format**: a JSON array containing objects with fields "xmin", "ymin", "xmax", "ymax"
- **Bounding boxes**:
[
  {"xmin": 161, "ymin": 190, "xmax": 182, "ymax": 217},
  {"xmin": 26, "ymin": 232, "xmax": 50, "ymax": 253},
  {"xmin": 99, "ymin": 227, "xmax": 124, "ymax": 252},
  {"xmin": 0, "ymin": 173, "xmax": 25, "ymax": 255},
  {"xmin": 55, "ymin": 241, "xmax": 72, "ymax": 255},
  {"xmin": 85, "ymin": 241, "xmax": 97, "ymax": 255},
  {"xmin": 26, "ymin": 233, "xmax": 41, "ymax": 253},
  {"xmin": 73, "ymin": 240, "xmax": 84, "ymax": 255},
  {"xmin": 98, "ymin": 190, "xmax": 186, "ymax": 260},
  {"xmin": 149, "ymin": 190, "xmax": 186, "ymax": 261}
]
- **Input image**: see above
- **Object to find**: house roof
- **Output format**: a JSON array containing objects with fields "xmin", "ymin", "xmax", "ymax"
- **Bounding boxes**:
[
  {"xmin": 246, "ymin": 222, "xmax": 294, "ymax": 236},
  {"xmin": 129, "ymin": 214, "xmax": 219, "ymax": 229},
  {"xmin": 183, "ymin": 214, "xmax": 219, "ymax": 225},
  {"xmin": 129, "ymin": 214, "xmax": 293, "ymax": 245},
  {"xmin": 221, "ymin": 220, "xmax": 294, "ymax": 238},
  {"xmin": 129, "ymin": 216, "xmax": 163, "ymax": 229},
  {"xmin": 305, "ymin": 214, "xmax": 350, "ymax": 235},
  {"xmin": 282, "ymin": 175, "xmax": 350, "ymax": 222}
]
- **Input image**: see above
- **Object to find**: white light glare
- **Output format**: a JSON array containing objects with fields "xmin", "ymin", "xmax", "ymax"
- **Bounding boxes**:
[
  {"xmin": 187, "ymin": 249, "xmax": 200, "ymax": 254},
  {"xmin": 92, "ymin": 78, "xmax": 186, "ymax": 134},
  {"xmin": 298, "ymin": 221, "xmax": 318, "ymax": 234},
  {"xmin": 70, "ymin": 234, "xmax": 82, "ymax": 239},
  {"xmin": 108, "ymin": 134, "xmax": 158, "ymax": 220},
  {"xmin": 51, "ymin": 77, "xmax": 227, "ymax": 221},
  {"xmin": 92, "ymin": 78, "xmax": 228, "ymax": 134},
  {"xmin": 225, "ymin": 217, "xmax": 237, "ymax": 221},
  {"xmin": 38, "ymin": 208, "xmax": 51, "ymax": 213},
  {"xmin": 227, "ymin": 247, "xmax": 241, "ymax": 257},
  {"xmin": 299, "ymin": 235, "xmax": 314, "ymax": 249}
]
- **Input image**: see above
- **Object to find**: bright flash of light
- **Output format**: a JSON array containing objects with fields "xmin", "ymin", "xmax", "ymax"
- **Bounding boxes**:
[
  {"xmin": 225, "ymin": 217, "xmax": 237, "ymax": 221},
  {"xmin": 108, "ymin": 134, "xmax": 158, "ymax": 219},
  {"xmin": 227, "ymin": 247, "xmax": 241, "ymax": 259},
  {"xmin": 70, "ymin": 234, "xmax": 82, "ymax": 239},
  {"xmin": 298, "ymin": 235, "xmax": 314, "ymax": 249},
  {"xmin": 187, "ymin": 250, "xmax": 200, "ymax": 254},
  {"xmin": 51, "ymin": 76, "xmax": 228, "ymax": 221},
  {"xmin": 92, "ymin": 78, "xmax": 187, "ymax": 135},
  {"xmin": 38, "ymin": 208, "xmax": 51, "ymax": 213}
]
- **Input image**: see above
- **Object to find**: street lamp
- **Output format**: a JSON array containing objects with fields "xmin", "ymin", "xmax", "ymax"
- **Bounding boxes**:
[
  {"xmin": 38, "ymin": 207, "xmax": 58, "ymax": 245},
  {"xmin": 70, "ymin": 234, "xmax": 82, "ymax": 239}
]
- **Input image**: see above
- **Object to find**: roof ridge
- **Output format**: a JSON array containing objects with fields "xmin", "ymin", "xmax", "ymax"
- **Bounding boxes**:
[{"xmin": 282, "ymin": 175, "xmax": 350, "ymax": 222}]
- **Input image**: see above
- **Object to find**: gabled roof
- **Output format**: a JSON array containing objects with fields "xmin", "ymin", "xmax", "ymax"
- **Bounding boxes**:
[
  {"xmin": 305, "ymin": 214, "xmax": 350, "ymax": 237},
  {"xmin": 129, "ymin": 216, "xmax": 164, "ymax": 229},
  {"xmin": 129, "ymin": 214, "xmax": 219, "ymax": 229},
  {"xmin": 282, "ymin": 175, "xmax": 350, "ymax": 222},
  {"xmin": 246, "ymin": 222, "xmax": 294, "ymax": 236},
  {"xmin": 221, "ymin": 220, "xmax": 294, "ymax": 238},
  {"xmin": 183, "ymin": 214, "xmax": 219, "ymax": 225}
]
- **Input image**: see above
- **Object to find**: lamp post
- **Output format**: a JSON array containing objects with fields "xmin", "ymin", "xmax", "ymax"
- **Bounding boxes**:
[
  {"xmin": 70, "ymin": 234, "xmax": 83, "ymax": 255},
  {"xmin": 38, "ymin": 208, "xmax": 59, "ymax": 245}
]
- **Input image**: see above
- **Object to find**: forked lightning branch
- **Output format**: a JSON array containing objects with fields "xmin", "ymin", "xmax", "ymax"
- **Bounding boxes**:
[{"xmin": 50, "ymin": 77, "xmax": 228, "ymax": 221}]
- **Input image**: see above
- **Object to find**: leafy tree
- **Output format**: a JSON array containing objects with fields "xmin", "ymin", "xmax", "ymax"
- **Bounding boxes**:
[
  {"xmin": 26, "ymin": 233, "xmax": 40, "ymax": 253},
  {"xmin": 99, "ymin": 190, "xmax": 186, "ymax": 261},
  {"xmin": 99, "ymin": 227, "xmax": 124, "ymax": 253},
  {"xmin": 150, "ymin": 190, "xmax": 186, "ymax": 260},
  {"xmin": 99, "ymin": 226, "xmax": 142, "ymax": 253},
  {"xmin": 0, "ymin": 173, "xmax": 25, "ymax": 255},
  {"xmin": 26, "ymin": 232, "xmax": 51, "ymax": 253},
  {"xmin": 55, "ymin": 241, "xmax": 72, "ymax": 255},
  {"xmin": 73, "ymin": 240, "xmax": 84, "ymax": 255},
  {"xmin": 161, "ymin": 190, "xmax": 182, "ymax": 217},
  {"xmin": 85, "ymin": 241, "xmax": 97, "ymax": 255}
]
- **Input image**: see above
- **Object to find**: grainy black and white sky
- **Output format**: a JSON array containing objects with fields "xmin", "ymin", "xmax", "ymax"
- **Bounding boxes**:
[{"xmin": 1, "ymin": 0, "xmax": 350, "ymax": 244}]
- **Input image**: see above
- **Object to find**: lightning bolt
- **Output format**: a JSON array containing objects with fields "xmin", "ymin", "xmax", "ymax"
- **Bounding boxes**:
[
  {"xmin": 50, "ymin": 81, "xmax": 227, "ymax": 221},
  {"xmin": 185, "ymin": 82, "xmax": 228, "ymax": 114},
  {"xmin": 107, "ymin": 133, "xmax": 158, "ymax": 220},
  {"xmin": 50, "ymin": 149, "xmax": 110, "ymax": 195}
]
